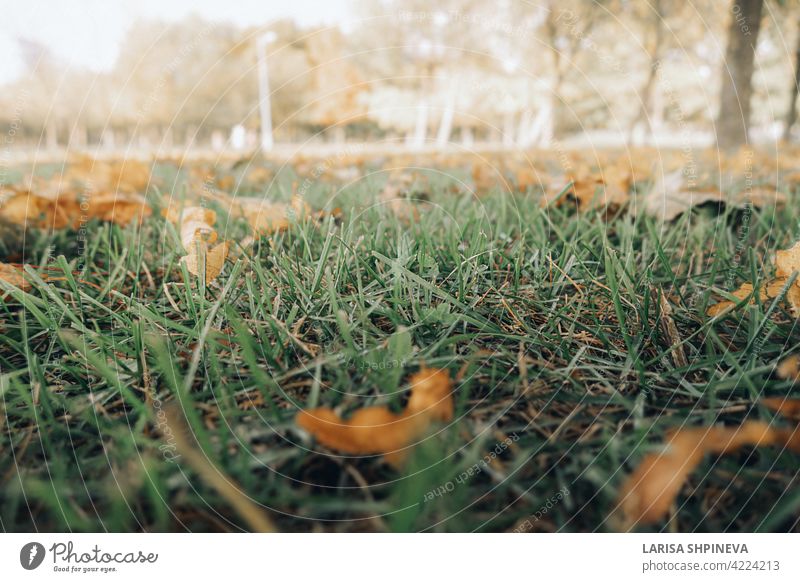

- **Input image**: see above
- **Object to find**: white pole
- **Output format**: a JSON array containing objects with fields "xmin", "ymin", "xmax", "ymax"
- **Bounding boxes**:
[
  {"xmin": 412, "ymin": 98, "xmax": 428, "ymax": 149},
  {"xmin": 256, "ymin": 32, "xmax": 276, "ymax": 152},
  {"xmin": 436, "ymin": 88, "xmax": 455, "ymax": 148}
]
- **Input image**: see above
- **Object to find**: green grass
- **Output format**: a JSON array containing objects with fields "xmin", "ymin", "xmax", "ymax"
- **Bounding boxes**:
[{"xmin": 1, "ymin": 160, "xmax": 800, "ymax": 532}]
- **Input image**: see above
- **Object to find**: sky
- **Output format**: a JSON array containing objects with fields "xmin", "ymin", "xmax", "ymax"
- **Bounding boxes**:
[{"xmin": 0, "ymin": 0, "xmax": 353, "ymax": 84}]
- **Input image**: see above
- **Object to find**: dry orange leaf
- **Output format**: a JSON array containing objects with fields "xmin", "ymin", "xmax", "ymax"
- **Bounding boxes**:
[
  {"xmin": 1, "ymin": 183, "xmax": 151, "ymax": 229},
  {"xmin": 180, "ymin": 241, "xmax": 230, "ymax": 284},
  {"xmin": 471, "ymin": 162, "xmax": 499, "ymax": 194},
  {"xmin": 707, "ymin": 240, "xmax": 800, "ymax": 317},
  {"xmin": 514, "ymin": 166, "xmax": 542, "ymax": 191},
  {"xmin": 2, "ymin": 156, "xmax": 152, "ymax": 229},
  {"xmin": 615, "ymin": 401, "xmax": 800, "ymax": 529},
  {"xmin": 0, "ymin": 188, "xmax": 82, "ymax": 229},
  {"xmin": 297, "ymin": 367, "xmax": 454, "ymax": 466},
  {"xmin": 86, "ymin": 192, "xmax": 152, "ymax": 225},
  {"xmin": 215, "ymin": 175, "xmax": 236, "ymax": 192},
  {"xmin": 161, "ymin": 200, "xmax": 212, "ymax": 225},
  {"xmin": 167, "ymin": 205, "xmax": 228, "ymax": 283},
  {"xmin": 706, "ymin": 282, "xmax": 756, "ymax": 317},
  {"xmin": 245, "ymin": 166, "xmax": 272, "ymax": 186},
  {"xmin": 542, "ymin": 163, "xmax": 631, "ymax": 210},
  {"xmin": 762, "ymin": 397, "xmax": 800, "ymax": 421},
  {"xmin": 0, "ymin": 262, "xmax": 29, "ymax": 297},
  {"xmin": 775, "ymin": 241, "xmax": 800, "ymax": 278},
  {"xmin": 776, "ymin": 355, "xmax": 800, "ymax": 383},
  {"xmin": 66, "ymin": 156, "xmax": 151, "ymax": 194},
  {"xmin": 573, "ymin": 169, "xmax": 630, "ymax": 209},
  {"xmin": 233, "ymin": 195, "xmax": 310, "ymax": 234}
]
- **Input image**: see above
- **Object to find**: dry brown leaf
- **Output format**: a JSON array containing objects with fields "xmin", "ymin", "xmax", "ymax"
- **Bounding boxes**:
[
  {"xmin": 775, "ymin": 241, "xmax": 800, "ymax": 278},
  {"xmin": 787, "ymin": 285, "xmax": 800, "ymax": 315},
  {"xmin": 216, "ymin": 175, "xmax": 236, "ymax": 192},
  {"xmin": 618, "ymin": 421, "xmax": 797, "ymax": 530},
  {"xmin": 66, "ymin": 156, "xmax": 151, "ymax": 194},
  {"xmin": 572, "ymin": 167, "xmax": 630, "ymax": 209},
  {"xmin": 514, "ymin": 166, "xmax": 541, "ymax": 191},
  {"xmin": 706, "ymin": 282, "xmax": 755, "ymax": 317},
  {"xmin": 543, "ymin": 164, "xmax": 631, "ymax": 210},
  {"xmin": 615, "ymin": 405, "xmax": 800, "ymax": 529},
  {"xmin": 1, "ymin": 181, "xmax": 151, "ymax": 229},
  {"xmin": 233, "ymin": 196, "xmax": 310, "ymax": 234},
  {"xmin": 776, "ymin": 356, "xmax": 800, "ymax": 383},
  {"xmin": 762, "ymin": 397, "xmax": 800, "ymax": 422},
  {"xmin": 761, "ymin": 275, "xmax": 800, "ymax": 315},
  {"xmin": 180, "ymin": 241, "xmax": 230, "ymax": 284},
  {"xmin": 167, "ymin": 205, "xmax": 228, "ymax": 284},
  {"xmin": 472, "ymin": 162, "xmax": 499, "ymax": 193},
  {"xmin": 86, "ymin": 192, "xmax": 152, "ymax": 225},
  {"xmin": 296, "ymin": 367, "xmax": 453, "ymax": 466},
  {"xmin": 707, "ymin": 239, "xmax": 800, "ymax": 317},
  {"xmin": 0, "ymin": 262, "xmax": 30, "ymax": 296},
  {"xmin": 180, "ymin": 219, "xmax": 218, "ymax": 248},
  {"xmin": 640, "ymin": 169, "xmax": 721, "ymax": 221},
  {"xmin": 0, "ymin": 188, "xmax": 82, "ymax": 229},
  {"xmin": 743, "ymin": 186, "xmax": 787, "ymax": 208},
  {"xmin": 640, "ymin": 169, "xmax": 784, "ymax": 222},
  {"xmin": 161, "ymin": 200, "xmax": 209, "ymax": 224}
]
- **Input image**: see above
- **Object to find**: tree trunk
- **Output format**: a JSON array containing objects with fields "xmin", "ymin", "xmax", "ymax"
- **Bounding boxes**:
[
  {"xmin": 628, "ymin": 58, "xmax": 660, "ymax": 145},
  {"xmin": 784, "ymin": 24, "xmax": 800, "ymax": 141},
  {"xmin": 628, "ymin": 3, "xmax": 665, "ymax": 145},
  {"xmin": 716, "ymin": 0, "xmax": 764, "ymax": 150}
]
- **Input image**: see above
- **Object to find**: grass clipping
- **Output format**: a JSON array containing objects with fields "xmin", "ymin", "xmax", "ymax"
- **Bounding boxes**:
[
  {"xmin": 163, "ymin": 403, "xmax": 277, "ymax": 532},
  {"xmin": 297, "ymin": 367, "xmax": 454, "ymax": 466},
  {"xmin": 613, "ymin": 398, "xmax": 800, "ymax": 530}
]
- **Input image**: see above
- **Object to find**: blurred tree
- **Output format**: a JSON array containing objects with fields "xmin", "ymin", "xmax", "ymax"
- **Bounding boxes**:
[
  {"xmin": 717, "ymin": 0, "xmax": 765, "ymax": 149},
  {"xmin": 15, "ymin": 39, "xmax": 66, "ymax": 149},
  {"xmin": 303, "ymin": 28, "xmax": 367, "ymax": 142},
  {"xmin": 352, "ymin": 0, "xmax": 498, "ymax": 144},
  {"xmin": 784, "ymin": 16, "xmax": 800, "ymax": 140},
  {"xmin": 239, "ymin": 20, "xmax": 314, "ymax": 142},
  {"xmin": 624, "ymin": 0, "xmax": 719, "ymax": 143},
  {"xmin": 0, "ymin": 0, "xmax": 796, "ymax": 151},
  {"xmin": 509, "ymin": 0, "xmax": 606, "ymax": 146},
  {"xmin": 626, "ymin": 0, "xmax": 668, "ymax": 142}
]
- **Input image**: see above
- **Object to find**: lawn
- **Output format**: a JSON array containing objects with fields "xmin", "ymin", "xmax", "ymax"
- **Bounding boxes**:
[{"xmin": 1, "ymin": 154, "xmax": 800, "ymax": 533}]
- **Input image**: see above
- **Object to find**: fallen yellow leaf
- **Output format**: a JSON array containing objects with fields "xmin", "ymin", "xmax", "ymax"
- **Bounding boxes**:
[
  {"xmin": 86, "ymin": 192, "xmax": 152, "ymax": 225},
  {"xmin": 167, "ymin": 205, "xmax": 228, "ymax": 284},
  {"xmin": 706, "ymin": 282, "xmax": 755, "ymax": 317},
  {"xmin": 297, "ymin": 367, "xmax": 454, "ymax": 466},
  {"xmin": 180, "ymin": 241, "xmax": 230, "ymax": 284},
  {"xmin": 707, "ymin": 240, "xmax": 800, "ymax": 317},
  {"xmin": 615, "ymin": 400, "xmax": 800, "ymax": 530},
  {"xmin": 233, "ymin": 196, "xmax": 310, "ymax": 234},
  {"xmin": 0, "ymin": 262, "xmax": 29, "ymax": 296},
  {"xmin": 775, "ymin": 241, "xmax": 800, "ymax": 278}
]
